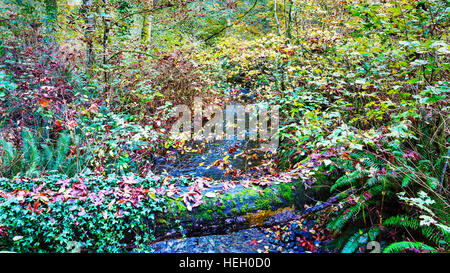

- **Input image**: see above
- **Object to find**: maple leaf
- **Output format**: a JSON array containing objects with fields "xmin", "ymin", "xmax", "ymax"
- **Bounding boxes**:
[
  {"xmin": 191, "ymin": 199, "xmax": 203, "ymax": 208},
  {"xmin": 39, "ymin": 98, "xmax": 51, "ymax": 108},
  {"xmin": 155, "ymin": 187, "xmax": 166, "ymax": 195},
  {"xmin": 33, "ymin": 193, "xmax": 49, "ymax": 204},
  {"xmin": 88, "ymin": 103, "xmax": 99, "ymax": 113},
  {"xmin": 114, "ymin": 209, "xmax": 124, "ymax": 218},
  {"xmin": 242, "ymin": 180, "xmax": 252, "ymax": 188},
  {"xmin": 166, "ymin": 184, "xmax": 178, "ymax": 197},
  {"xmin": 121, "ymin": 174, "xmax": 139, "ymax": 186},
  {"xmin": 56, "ymin": 178, "xmax": 71, "ymax": 188},
  {"xmin": 26, "ymin": 200, "xmax": 45, "ymax": 215},
  {"xmin": 341, "ymin": 152, "xmax": 351, "ymax": 160}
]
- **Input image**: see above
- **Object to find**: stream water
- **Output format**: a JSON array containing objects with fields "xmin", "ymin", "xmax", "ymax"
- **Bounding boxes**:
[
  {"xmin": 152, "ymin": 139, "xmax": 264, "ymax": 180},
  {"xmin": 152, "ymin": 103, "xmax": 267, "ymax": 180}
]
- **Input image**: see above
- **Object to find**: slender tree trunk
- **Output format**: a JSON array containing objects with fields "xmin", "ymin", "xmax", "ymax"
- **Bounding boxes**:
[
  {"xmin": 286, "ymin": 0, "xmax": 293, "ymax": 41},
  {"xmin": 83, "ymin": 0, "xmax": 95, "ymax": 69},
  {"xmin": 140, "ymin": 0, "xmax": 153, "ymax": 43},
  {"xmin": 102, "ymin": 1, "xmax": 110, "ymax": 93},
  {"xmin": 273, "ymin": 0, "xmax": 281, "ymax": 35}
]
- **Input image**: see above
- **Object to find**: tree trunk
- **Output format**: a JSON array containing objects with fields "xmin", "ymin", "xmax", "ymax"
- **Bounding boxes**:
[
  {"xmin": 273, "ymin": 0, "xmax": 281, "ymax": 36},
  {"xmin": 83, "ymin": 0, "xmax": 96, "ymax": 69},
  {"xmin": 286, "ymin": 0, "xmax": 293, "ymax": 41},
  {"xmin": 102, "ymin": 1, "xmax": 110, "ymax": 93},
  {"xmin": 140, "ymin": 0, "xmax": 153, "ymax": 43}
]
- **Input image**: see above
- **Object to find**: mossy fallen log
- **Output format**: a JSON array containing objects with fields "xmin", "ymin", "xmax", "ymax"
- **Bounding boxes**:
[{"xmin": 153, "ymin": 179, "xmax": 312, "ymax": 240}]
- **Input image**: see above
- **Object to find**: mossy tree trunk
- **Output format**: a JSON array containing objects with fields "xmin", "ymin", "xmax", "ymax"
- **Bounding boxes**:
[{"xmin": 140, "ymin": 0, "xmax": 153, "ymax": 43}]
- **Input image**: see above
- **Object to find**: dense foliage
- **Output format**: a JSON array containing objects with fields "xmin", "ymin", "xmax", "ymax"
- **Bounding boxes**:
[
  {"xmin": 0, "ymin": 0, "xmax": 448, "ymax": 253},
  {"xmin": 0, "ymin": 172, "xmax": 165, "ymax": 252}
]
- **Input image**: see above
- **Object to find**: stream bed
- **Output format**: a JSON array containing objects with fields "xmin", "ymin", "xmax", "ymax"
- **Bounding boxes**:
[{"xmin": 144, "ymin": 106, "xmax": 330, "ymax": 253}]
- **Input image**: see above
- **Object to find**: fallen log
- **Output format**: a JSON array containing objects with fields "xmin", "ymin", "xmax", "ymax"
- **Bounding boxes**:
[
  {"xmin": 152, "ymin": 179, "xmax": 311, "ymax": 241},
  {"xmin": 303, "ymin": 188, "xmax": 357, "ymax": 214}
]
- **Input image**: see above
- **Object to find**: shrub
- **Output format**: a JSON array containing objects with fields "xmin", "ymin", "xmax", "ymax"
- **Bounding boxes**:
[
  {"xmin": 151, "ymin": 48, "xmax": 209, "ymax": 106},
  {"xmin": 0, "ymin": 172, "xmax": 165, "ymax": 252}
]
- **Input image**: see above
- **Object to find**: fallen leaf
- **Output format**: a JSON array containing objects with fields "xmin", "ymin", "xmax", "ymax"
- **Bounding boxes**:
[{"xmin": 205, "ymin": 192, "xmax": 216, "ymax": 198}]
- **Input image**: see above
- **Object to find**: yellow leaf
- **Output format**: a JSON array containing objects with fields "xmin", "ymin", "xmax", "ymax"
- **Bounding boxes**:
[
  {"xmin": 149, "ymin": 193, "xmax": 157, "ymax": 201},
  {"xmin": 223, "ymin": 155, "xmax": 230, "ymax": 163}
]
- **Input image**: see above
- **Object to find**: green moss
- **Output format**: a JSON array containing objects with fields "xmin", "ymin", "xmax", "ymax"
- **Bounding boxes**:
[
  {"xmin": 157, "ymin": 218, "xmax": 168, "ymax": 225},
  {"xmin": 244, "ymin": 202, "xmax": 249, "ymax": 212},
  {"xmin": 278, "ymin": 182, "xmax": 294, "ymax": 203},
  {"xmin": 255, "ymin": 188, "xmax": 276, "ymax": 210},
  {"xmin": 175, "ymin": 199, "xmax": 188, "ymax": 214},
  {"xmin": 165, "ymin": 198, "xmax": 190, "ymax": 221},
  {"xmin": 157, "ymin": 181, "xmax": 306, "ymax": 237},
  {"xmin": 195, "ymin": 208, "xmax": 215, "ymax": 221},
  {"xmin": 217, "ymin": 203, "xmax": 226, "ymax": 217},
  {"xmin": 253, "ymin": 183, "xmax": 297, "ymax": 210}
]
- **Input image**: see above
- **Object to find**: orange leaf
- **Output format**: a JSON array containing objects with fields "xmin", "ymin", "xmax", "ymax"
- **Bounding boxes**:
[
  {"xmin": 39, "ymin": 99, "xmax": 51, "ymax": 108},
  {"xmin": 341, "ymin": 152, "xmax": 351, "ymax": 160}
]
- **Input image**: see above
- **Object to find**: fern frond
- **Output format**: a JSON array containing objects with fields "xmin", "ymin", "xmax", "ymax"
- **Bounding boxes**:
[
  {"xmin": 52, "ymin": 132, "xmax": 71, "ymax": 171},
  {"xmin": 384, "ymin": 215, "xmax": 449, "ymax": 248},
  {"xmin": 40, "ymin": 143, "xmax": 54, "ymax": 169},
  {"xmin": 22, "ymin": 129, "xmax": 40, "ymax": 176},
  {"xmin": 341, "ymin": 231, "xmax": 361, "ymax": 253},
  {"xmin": 341, "ymin": 226, "xmax": 380, "ymax": 253},
  {"xmin": 384, "ymin": 215, "xmax": 420, "ymax": 230},
  {"xmin": 383, "ymin": 241, "xmax": 437, "ymax": 253},
  {"xmin": 331, "ymin": 170, "xmax": 368, "ymax": 192},
  {"xmin": 0, "ymin": 139, "xmax": 17, "ymax": 169},
  {"xmin": 328, "ymin": 205, "xmax": 360, "ymax": 232}
]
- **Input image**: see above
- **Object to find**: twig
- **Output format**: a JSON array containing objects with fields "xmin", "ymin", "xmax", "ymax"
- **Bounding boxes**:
[
  {"xmin": 303, "ymin": 188, "xmax": 357, "ymax": 214},
  {"xmin": 440, "ymin": 149, "xmax": 449, "ymax": 193}
]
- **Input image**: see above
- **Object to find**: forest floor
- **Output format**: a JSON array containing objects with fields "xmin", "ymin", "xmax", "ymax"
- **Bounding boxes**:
[{"xmin": 1, "ymin": 0, "xmax": 447, "ymax": 254}]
